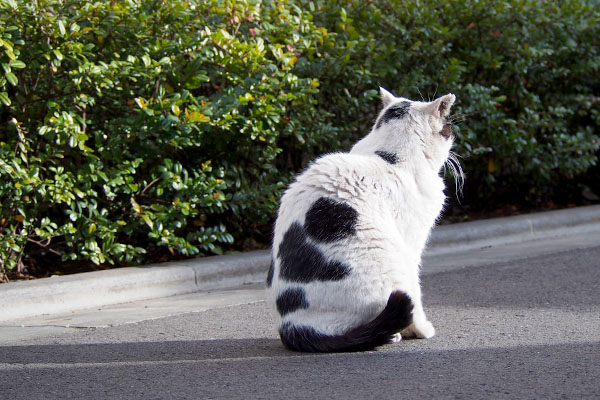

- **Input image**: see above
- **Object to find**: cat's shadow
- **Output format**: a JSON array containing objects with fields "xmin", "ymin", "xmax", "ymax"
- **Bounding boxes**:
[{"xmin": 1, "ymin": 338, "xmax": 310, "ymax": 365}]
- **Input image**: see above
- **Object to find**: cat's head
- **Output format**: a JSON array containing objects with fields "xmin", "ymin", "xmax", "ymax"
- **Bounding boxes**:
[
  {"xmin": 378, "ymin": 87, "xmax": 456, "ymax": 168},
  {"xmin": 353, "ymin": 87, "xmax": 459, "ymax": 178}
]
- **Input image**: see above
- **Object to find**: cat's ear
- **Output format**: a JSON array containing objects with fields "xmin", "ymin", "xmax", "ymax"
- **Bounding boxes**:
[
  {"xmin": 379, "ymin": 87, "xmax": 396, "ymax": 108},
  {"xmin": 429, "ymin": 93, "xmax": 456, "ymax": 118}
]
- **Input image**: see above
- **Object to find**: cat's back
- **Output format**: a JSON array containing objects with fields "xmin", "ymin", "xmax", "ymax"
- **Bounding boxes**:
[
  {"xmin": 275, "ymin": 152, "xmax": 389, "ymax": 227},
  {"xmin": 273, "ymin": 150, "xmax": 433, "ymax": 247}
]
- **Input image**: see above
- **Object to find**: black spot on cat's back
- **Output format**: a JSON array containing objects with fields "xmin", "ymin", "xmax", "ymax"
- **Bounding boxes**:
[
  {"xmin": 278, "ymin": 222, "xmax": 351, "ymax": 283},
  {"xmin": 266, "ymin": 259, "xmax": 274, "ymax": 287},
  {"xmin": 376, "ymin": 101, "xmax": 411, "ymax": 129},
  {"xmin": 375, "ymin": 151, "xmax": 399, "ymax": 165},
  {"xmin": 276, "ymin": 287, "xmax": 310, "ymax": 316},
  {"xmin": 305, "ymin": 197, "xmax": 358, "ymax": 243}
]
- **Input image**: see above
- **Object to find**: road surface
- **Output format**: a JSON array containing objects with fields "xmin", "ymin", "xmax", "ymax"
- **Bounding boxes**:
[{"xmin": 1, "ymin": 241, "xmax": 599, "ymax": 399}]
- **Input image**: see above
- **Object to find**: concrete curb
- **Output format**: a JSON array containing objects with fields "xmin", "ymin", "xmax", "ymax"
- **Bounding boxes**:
[
  {"xmin": 428, "ymin": 204, "xmax": 600, "ymax": 255},
  {"xmin": 1, "ymin": 205, "xmax": 599, "ymax": 322},
  {"xmin": 0, "ymin": 251, "xmax": 270, "ymax": 322}
]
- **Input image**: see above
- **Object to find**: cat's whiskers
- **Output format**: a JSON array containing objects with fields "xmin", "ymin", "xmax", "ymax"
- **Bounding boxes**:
[
  {"xmin": 448, "ymin": 117, "xmax": 467, "ymax": 125},
  {"xmin": 449, "ymin": 110, "xmax": 479, "ymax": 123},
  {"xmin": 447, "ymin": 113, "xmax": 470, "ymax": 125},
  {"xmin": 444, "ymin": 151, "xmax": 465, "ymax": 196},
  {"xmin": 415, "ymin": 87, "xmax": 425, "ymax": 102}
]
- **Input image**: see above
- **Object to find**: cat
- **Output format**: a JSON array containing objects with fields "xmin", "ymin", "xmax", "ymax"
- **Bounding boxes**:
[{"xmin": 266, "ymin": 87, "xmax": 461, "ymax": 352}]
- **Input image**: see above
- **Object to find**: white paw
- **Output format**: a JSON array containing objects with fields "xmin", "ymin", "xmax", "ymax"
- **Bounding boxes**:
[
  {"xmin": 390, "ymin": 332, "xmax": 402, "ymax": 343},
  {"xmin": 415, "ymin": 320, "xmax": 435, "ymax": 339}
]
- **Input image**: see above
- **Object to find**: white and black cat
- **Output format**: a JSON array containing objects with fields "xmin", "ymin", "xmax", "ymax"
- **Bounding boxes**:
[{"xmin": 266, "ymin": 88, "xmax": 461, "ymax": 352}]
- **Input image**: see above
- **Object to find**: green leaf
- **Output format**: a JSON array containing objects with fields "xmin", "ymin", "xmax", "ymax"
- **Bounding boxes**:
[
  {"xmin": 5, "ymin": 72, "xmax": 17, "ymax": 86},
  {"xmin": 4, "ymin": 49, "xmax": 15, "ymax": 60},
  {"xmin": 53, "ymin": 49, "xmax": 63, "ymax": 61},
  {"xmin": 57, "ymin": 20, "xmax": 66, "ymax": 36},
  {"xmin": 9, "ymin": 60, "xmax": 25, "ymax": 69},
  {"xmin": 141, "ymin": 214, "xmax": 154, "ymax": 229},
  {"xmin": 0, "ymin": 92, "xmax": 10, "ymax": 106}
]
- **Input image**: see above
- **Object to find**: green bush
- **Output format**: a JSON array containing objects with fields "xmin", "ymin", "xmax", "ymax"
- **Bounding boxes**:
[
  {"xmin": 0, "ymin": 0, "xmax": 327, "ymax": 274},
  {"xmin": 1, "ymin": 0, "xmax": 598, "ymax": 277}
]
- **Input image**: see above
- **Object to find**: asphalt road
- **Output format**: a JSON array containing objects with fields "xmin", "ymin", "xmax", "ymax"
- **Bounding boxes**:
[{"xmin": 1, "ymin": 245, "xmax": 599, "ymax": 399}]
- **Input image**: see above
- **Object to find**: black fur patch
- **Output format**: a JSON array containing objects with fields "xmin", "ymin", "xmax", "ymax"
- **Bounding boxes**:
[
  {"xmin": 266, "ymin": 259, "xmax": 274, "ymax": 287},
  {"xmin": 278, "ymin": 222, "xmax": 351, "ymax": 283},
  {"xmin": 374, "ymin": 151, "xmax": 399, "ymax": 165},
  {"xmin": 376, "ymin": 101, "xmax": 411, "ymax": 129},
  {"xmin": 305, "ymin": 197, "xmax": 358, "ymax": 243},
  {"xmin": 279, "ymin": 290, "xmax": 414, "ymax": 352},
  {"xmin": 276, "ymin": 287, "xmax": 310, "ymax": 316}
]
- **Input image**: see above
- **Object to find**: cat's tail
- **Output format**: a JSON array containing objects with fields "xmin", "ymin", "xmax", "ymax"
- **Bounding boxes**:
[{"xmin": 279, "ymin": 290, "xmax": 413, "ymax": 353}]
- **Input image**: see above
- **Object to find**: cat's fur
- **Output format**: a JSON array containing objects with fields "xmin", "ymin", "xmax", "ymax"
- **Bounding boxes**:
[{"xmin": 266, "ymin": 88, "xmax": 459, "ymax": 352}]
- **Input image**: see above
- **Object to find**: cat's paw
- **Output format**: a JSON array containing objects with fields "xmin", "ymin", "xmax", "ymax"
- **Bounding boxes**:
[
  {"xmin": 399, "ymin": 323, "xmax": 417, "ymax": 338},
  {"xmin": 390, "ymin": 332, "xmax": 402, "ymax": 343},
  {"xmin": 415, "ymin": 320, "xmax": 435, "ymax": 339}
]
